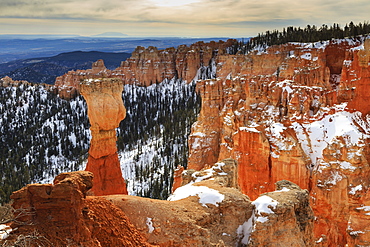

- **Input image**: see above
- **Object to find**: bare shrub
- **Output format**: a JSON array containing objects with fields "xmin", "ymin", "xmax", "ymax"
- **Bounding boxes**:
[
  {"xmin": 1, "ymin": 230, "xmax": 52, "ymax": 247},
  {"xmin": 0, "ymin": 204, "xmax": 13, "ymax": 225},
  {"xmin": 0, "ymin": 204, "xmax": 34, "ymax": 226}
]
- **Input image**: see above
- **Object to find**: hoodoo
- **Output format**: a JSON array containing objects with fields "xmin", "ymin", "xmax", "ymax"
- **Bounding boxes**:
[
  {"xmin": 187, "ymin": 39, "xmax": 370, "ymax": 245},
  {"xmin": 80, "ymin": 78, "xmax": 128, "ymax": 196},
  {"xmin": 6, "ymin": 37, "xmax": 370, "ymax": 246}
]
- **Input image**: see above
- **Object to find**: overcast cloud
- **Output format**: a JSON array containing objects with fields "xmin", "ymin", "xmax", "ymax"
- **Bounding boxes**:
[{"xmin": 0, "ymin": 0, "xmax": 369, "ymax": 37}]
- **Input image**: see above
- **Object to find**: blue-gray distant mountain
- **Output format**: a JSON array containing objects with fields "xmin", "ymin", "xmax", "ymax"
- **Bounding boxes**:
[
  {"xmin": 0, "ymin": 36, "xmax": 234, "ymax": 63},
  {"xmin": 92, "ymin": 32, "xmax": 129, "ymax": 37},
  {"xmin": 0, "ymin": 51, "xmax": 131, "ymax": 84}
]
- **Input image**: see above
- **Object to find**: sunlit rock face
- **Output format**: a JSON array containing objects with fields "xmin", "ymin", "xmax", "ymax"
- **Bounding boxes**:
[
  {"xmin": 111, "ymin": 159, "xmax": 313, "ymax": 246},
  {"xmin": 187, "ymin": 38, "xmax": 370, "ymax": 246},
  {"xmin": 80, "ymin": 78, "xmax": 127, "ymax": 196},
  {"xmin": 53, "ymin": 37, "xmax": 370, "ymax": 245},
  {"xmin": 55, "ymin": 59, "xmax": 112, "ymax": 99},
  {"xmin": 9, "ymin": 171, "xmax": 152, "ymax": 247},
  {"xmin": 54, "ymin": 40, "xmax": 237, "ymax": 99}
]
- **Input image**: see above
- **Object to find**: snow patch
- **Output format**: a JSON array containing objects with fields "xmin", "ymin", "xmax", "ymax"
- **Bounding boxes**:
[
  {"xmin": 146, "ymin": 217, "xmax": 155, "ymax": 233},
  {"xmin": 275, "ymin": 187, "xmax": 290, "ymax": 192},
  {"xmin": 349, "ymin": 185, "xmax": 363, "ymax": 195},
  {"xmin": 0, "ymin": 225, "xmax": 12, "ymax": 240},
  {"xmin": 69, "ymin": 132, "xmax": 77, "ymax": 148},
  {"xmin": 301, "ymin": 53, "xmax": 312, "ymax": 60},
  {"xmin": 357, "ymin": 206, "xmax": 370, "ymax": 215},
  {"xmin": 168, "ymin": 184, "xmax": 224, "ymax": 207},
  {"xmin": 339, "ymin": 161, "xmax": 356, "ymax": 172},
  {"xmin": 239, "ymin": 127, "xmax": 260, "ymax": 133},
  {"xmin": 252, "ymin": 195, "xmax": 278, "ymax": 222},
  {"xmin": 236, "ymin": 214, "xmax": 254, "ymax": 245}
]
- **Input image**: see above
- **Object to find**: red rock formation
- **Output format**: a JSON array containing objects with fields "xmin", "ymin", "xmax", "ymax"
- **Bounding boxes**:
[
  {"xmin": 6, "ymin": 161, "xmax": 313, "ymax": 246},
  {"xmin": 248, "ymin": 180, "xmax": 314, "ymax": 246},
  {"xmin": 171, "ymin": 165, "xmax": 184, "ymax": 193},
  {"xmin": 52, "ymin": 37, "xmax": 370, "ymax": 246},
  {"xmin": 340, "ymin": 39, "xmax": 370, "ymax": 114},
  {"xmin": 0, "ymin": 76, "xmax": 31, "ymax": 87},
  {"xmin": 0, "ymin": 76, "xmax": 57, "ymax": 93},
  {"xmin": 187, "ymin": 39, "xmax": 370, "ymax": 246},
  {"xmin": 8, "ymin": 171, "xmax": 152, "ymax": 247},
  {"xmin": 54, "ymin": 40, "xmax": 237, "ymax": 98},
  {"xmin": 80, "ymin": 78, "xmax": 127, "ymax": 196},
  {"xmin": 55, "ymin": 59, "xmax": 113, "ymax": 99},
  {"xmin": 108, "ymin": 159, "xmax": 313, "ymax": 246}
]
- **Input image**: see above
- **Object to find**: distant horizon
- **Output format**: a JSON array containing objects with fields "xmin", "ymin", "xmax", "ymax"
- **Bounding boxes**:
[
  {"xmin": 1, "ymin": 0, "xmax": 369, "ymax": 38},
  {"xmin": 0, "ymin": 32, "xmax": 243, "ymax": 38}
]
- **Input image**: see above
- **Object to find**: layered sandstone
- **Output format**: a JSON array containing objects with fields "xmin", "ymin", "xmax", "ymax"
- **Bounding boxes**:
[
  {"xmin": 8, "ymin": 171, "xmax": 152, "ymax": 247},
  {"xmin": 7, "ymin": 162, "xmax": 313, "ymax": 247},
  {"xmin": 55, "ymin": 40, "xmax": 237, "ymax": 98},
  {"xmin": 108, "ymin": 159, "xmax": 313, "ymax": 246},
  {"xmin": 55, "ymin": 59, "xmax": 111, "ymax": 99},
  {"xmin": 80, "ymin": 78, "xmax": 127, "ymax": 196},
  {"xmin": 52, "ymin": 37, "xmax": 370, "ymax": 245},
  {"xmin": 0, "ymin": 76, "xmax": 57, "ymax": 93},
  {"xmin": 248, "ymin": 180, "xmax": 314, "ymax": 246},
  {"xmin": 187, "ymin": 38, "xmax": 370, "ymax": 245},
  {"xmin": 0, "ymin": 76, "xmax": 32, "ymax": 87}
]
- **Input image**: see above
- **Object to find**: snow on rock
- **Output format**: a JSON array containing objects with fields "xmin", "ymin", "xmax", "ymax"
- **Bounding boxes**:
[
  {"xmin": 301, "ymin": 53, "xmax": 312, "ymax": 60},
  {"xmin": 168, "ymin": 183, "xmax": 225, "ymax": 207},
  {"xmin": 0, "ymin": 224, "xmax": 12, "ymax": 240},
  {"xmin": 339, "ymin": 161, "xmax": 357, "ymax": 172},
  {"xmin": 239, "ymin": 126, "xmax": 260, "ymax": 133},
  {"xmin": 236, "ymin": 215, "xmax": 254, "ymax": 245},
  {"xmin": 349, "ymin": 184, "xmax": 363, "ymax": 195},
  {"xmin": 356, "ymin": 206, "xmax": 370, "ymax": 215},
  {"xmin": 190, "ymin": 161, "xmax": 227, "ymax": 182},
  {"xmin": 146, "ymin": 217, "xmax": 155, "ymax": 233},
  {"xmin": 275, "ymin": 187, "xmax": 290, "ymax": 192},
  {"xmin": 252, "ymin": 195, "xmax": 278, "ymax": 223},
  {"xmin": 192, "ymin": 132, "xmax": 206, "ymax": 137},
  {"xmin": 265, "ymin": 122, "xmax": 294, "ymax": 158},
  {"xmin": 292, "ymin": 106, "xmax": 369, "ymax": 170},
  {"xmin": 322, "ymin": 170, "xmax": 343, "ymax": 186}
]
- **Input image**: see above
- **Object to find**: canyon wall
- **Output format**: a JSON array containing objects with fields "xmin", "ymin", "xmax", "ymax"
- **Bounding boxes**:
[
  {"xmin": 8, "ymin": 161, "xmax": 314, "ymax": 246},
  {"xmin": 9, "ymin": 171, "xmax": 151, "ymax": 246},
  {"xmin": 52, "ymin": 38, "xmax": 370, "ymax": 245},
  {"xmin": 80, "ymin": 78, "xmax": 128, "ymax": 196},
  {"xmin": 187, "ymin": 38, "xmax": 370, "ymax": 246},
  {"xmin": 55, "ymin": 40, "xmax": 236, "ymax": 99}
]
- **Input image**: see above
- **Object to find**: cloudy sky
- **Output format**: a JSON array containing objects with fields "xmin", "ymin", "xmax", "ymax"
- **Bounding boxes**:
[{"xmin": 0, "ymin": 0, "xmax": 369, "ymax": 37}]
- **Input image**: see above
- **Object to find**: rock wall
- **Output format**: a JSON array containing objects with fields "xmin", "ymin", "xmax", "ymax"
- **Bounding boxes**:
[
  {"xmin": 187, "ymin": 38, "xmax": 370, "ymax": 245},
  {"xmin": 80, "ymin": 78, "xmax": 128, "ymax": 196},
  {"xmin": 8, "ymin": 162, "xmax": 313, "ymax": 247},
  {"xmin": 51, "ymin": 37, "xmax": 370, "ymax": 245},
  {"xmin": 54, "ymin": 40, "xmax": 236, "ymax": 99},
  {"xmin": 9, "ymin": 171, "xmax": 151, "ymax": 247},
  {"xmin": 1, "ymin": 75, "xmax": 57, "ymax": 93},
  {"xmin": 247, "ymin": 180, "xmax": 314, "ymax": 246},
  {"xmin": 108, "ymin": 159, "xmax": 314, "ymax": 246}
]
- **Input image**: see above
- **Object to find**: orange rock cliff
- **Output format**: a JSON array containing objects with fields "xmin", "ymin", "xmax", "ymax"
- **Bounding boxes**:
[
  {"xmin": 80, "ymin": 78, "xmax": 128, "ymax": 196},
  {"xmin": 54, "ymin": 40, "xmax": 236, "ymax": 99},
  {"xmin": 7, "ymin": 38, "xmax": 370, "ymax": 246},
  {"xmin": 9, "ymin": 161, "xmax": 314, "ymax": 246},
  {"xmin": 9, "ymin": 171, "xmax": 151, "ymax": 246},
  {"xmin": 185, "ymin": 38, "xmax": 370, "ymax": 246}
]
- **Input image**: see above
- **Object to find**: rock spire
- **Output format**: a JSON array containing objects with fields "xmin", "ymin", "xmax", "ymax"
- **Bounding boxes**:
[{"xmin": 80, "ymin": 78, "xmax": 127, "ymax": 196}]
